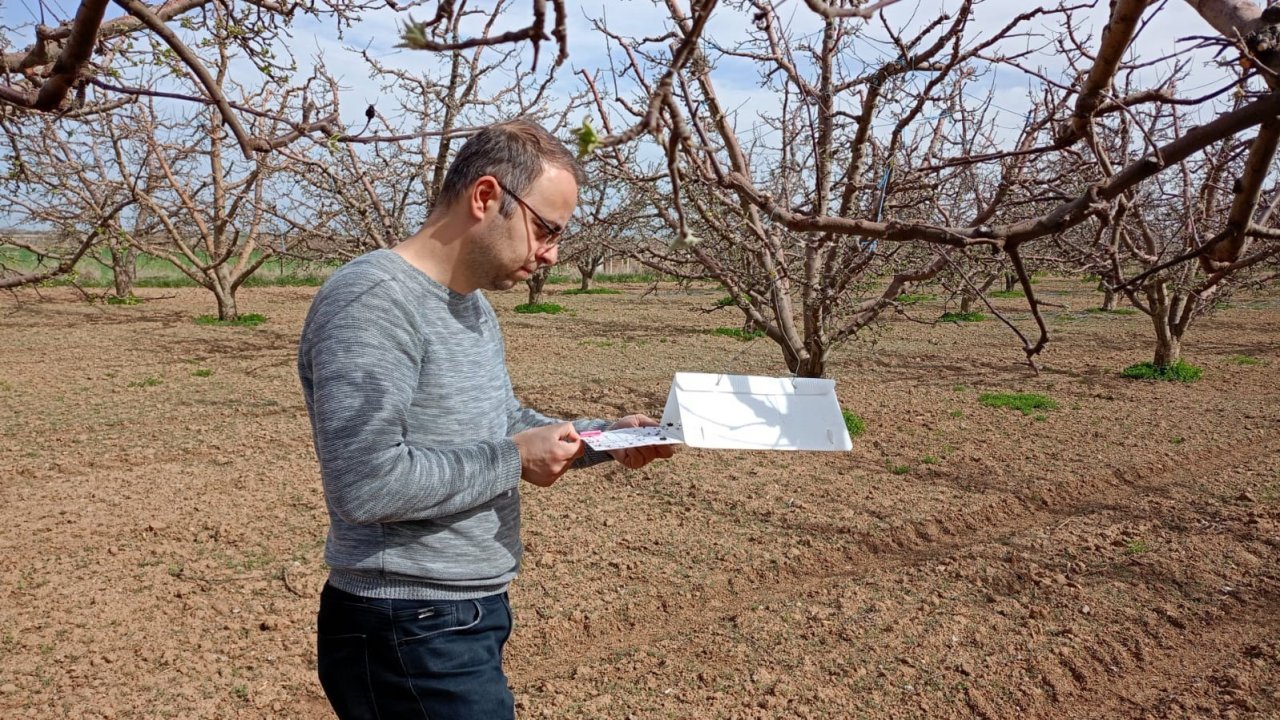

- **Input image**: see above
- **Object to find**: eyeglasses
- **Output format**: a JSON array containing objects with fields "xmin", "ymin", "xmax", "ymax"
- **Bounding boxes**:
[{"xmin": 495, "ymin": 179, "xmax": 565, "ymax": 247}]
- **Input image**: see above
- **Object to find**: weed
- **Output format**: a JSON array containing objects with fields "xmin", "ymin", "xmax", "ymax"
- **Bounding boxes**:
[
  {"xmin": 514, "ymin": 302, "xmax": 564, "ymax": 315},
  {"xmin": 580, "ymin": 339, "xmax": 614, "ymax": 348},
  {"xmin": 842, "ymin": 410, "xmax": 866, "ymax": 437},
  {"xmin": 952, "ymin": 384, "xmax": 968, "ymax": 392},
  {"xmin": 1033, "ymin": 413, "xmax": 1048, "ymax": 422},
  {"xmin": 1228, "ymin": 355, "xmax": 1261, "ymax": 366},
  {"xmin": 194, "ymin": 313, "xmax": 267, "ymax": 327},
  {"xmin": 939, "ymin": 311, "xmax": 984, "ymax": 323},
  {"xmin": 921, "ymin": 455, "xmax": 938, "ymax": 465},
  {"xmin": 1124, "ymin": 539, "xmax": 1150, "ymax": 555},
  {"xmin": 127, "ymin": 376, "xmax": 163, "ymax": 388},
  {"xmin": 1086, "ymin": 307, "xmax": 1138, "ymax": 316},
  {"xmin": 1260, "ymin": 484, "xmax": 1279, "ymax": 504},
  {"xmin": 714, "ymin": 295, "xmax": 737, "ymax": 308},
  {"xmin": 1171, "ymin": 436, "xmax": 1185, "ymax": 445},
  {"xmin": 888, "ymin": 463, "xmax": 911, "ymax": 475},
  {"xmin": 232, "ymin": 685, "xmax": 249, "ymax": 701},
  {"xmin": 712, "ymin": 327, "xmax": 764, "ymax": 341},
  {"xmin": 949, "ymin": 410, "xmax": 964, "ymax": 418},
  {"xmin": 104, "ymin": 294, "xmax": 143, "ymax": 306},
  {"xmin": 978, "ymin": 392, "xmax": 1058, "ymax": 415},
  {"xmin": 192, "ymin": 368, "xmax": 214, "ymax": 378},
  {"xmin": 897, "ymin": 293, "xmax": 934, "ymax": 304},
  {"xmin": 561, "ymin": 287, "xmax": 622, "ymax": 296},
  {"xmin": 990, "ymin": 290, "xmax": 1023, "ymax": 299},
  {"xmin": 1121, "ymin": 360, "xmax": 1203, "ymax": 383}
]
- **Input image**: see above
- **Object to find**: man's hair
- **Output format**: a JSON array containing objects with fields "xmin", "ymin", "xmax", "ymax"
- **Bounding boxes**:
[{"xmin": 435, "ymin": 119, "xmax": 585, "ymax": 217}]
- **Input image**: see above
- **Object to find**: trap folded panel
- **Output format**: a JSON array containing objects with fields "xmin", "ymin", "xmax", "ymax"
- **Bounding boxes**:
[{"xmin": 660, "ymin": 372, "xmax": 853, "ymax": 451}]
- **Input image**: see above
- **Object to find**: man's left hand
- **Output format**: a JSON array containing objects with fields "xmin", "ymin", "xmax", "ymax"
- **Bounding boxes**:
[{"xmin": 606, "ymin": 414, "xmax": 677, "ymax": 469}]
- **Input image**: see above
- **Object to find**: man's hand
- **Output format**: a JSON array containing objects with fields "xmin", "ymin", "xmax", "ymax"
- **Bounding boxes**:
[
  {"xmin": 607, "ymin": 414, "xmax": 677, "ymax": 469},
  {"xmin": 513, "ymin": 422, "xmax": 585, "ymax": 487}
]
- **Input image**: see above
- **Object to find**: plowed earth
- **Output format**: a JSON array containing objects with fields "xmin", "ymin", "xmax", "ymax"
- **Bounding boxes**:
[{"xmin": 1, "ymin": 279, "xmax": 1277, "ymax": 719}]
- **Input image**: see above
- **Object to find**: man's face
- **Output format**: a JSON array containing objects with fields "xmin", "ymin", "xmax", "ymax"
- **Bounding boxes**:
[{"xmin": 473, "ymin": 165, "xmax": 578, "ymax": 292}]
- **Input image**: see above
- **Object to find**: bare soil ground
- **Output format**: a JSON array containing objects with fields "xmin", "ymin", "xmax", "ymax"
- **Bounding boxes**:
[{"xmin": 1, "ymin": 279, "xmax": 1278, "ymax": 720}]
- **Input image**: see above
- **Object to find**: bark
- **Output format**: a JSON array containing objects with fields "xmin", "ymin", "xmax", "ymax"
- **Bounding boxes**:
[
  {"xmin": 1182, "ymin": 0, "xmax": 1263, "ymax": 39},
  {"xmin": 1100, "ymin": 280, "xmax": 1118, "ymax": 311},
  {"xmin": 525, "ymin": 267, "xmax": 549, "ymax": 304},
  {"xmin": 110, "ymin": 244, "xmax": 137, "ymax": 298}
]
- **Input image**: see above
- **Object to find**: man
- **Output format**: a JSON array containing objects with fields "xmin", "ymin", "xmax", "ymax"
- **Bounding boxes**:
[{"xmin": 297, "ymin": 119, "xmax": 673, "ymax": 719}]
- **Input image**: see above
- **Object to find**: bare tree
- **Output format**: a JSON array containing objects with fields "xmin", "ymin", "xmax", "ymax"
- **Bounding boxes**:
[{"xmin": 576, "ymin": 0, "xmax": 1280, "ymax": 376}]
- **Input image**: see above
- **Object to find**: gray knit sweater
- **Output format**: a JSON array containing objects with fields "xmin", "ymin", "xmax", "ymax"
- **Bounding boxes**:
[{"xmin": 298, "ymin": 249, "xmax": 610, "ymax": 599}]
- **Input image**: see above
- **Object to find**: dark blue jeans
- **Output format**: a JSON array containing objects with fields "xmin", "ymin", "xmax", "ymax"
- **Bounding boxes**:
[{"xmin": 317, "ymin": 583, "xmax": 515, "ymax": 720}]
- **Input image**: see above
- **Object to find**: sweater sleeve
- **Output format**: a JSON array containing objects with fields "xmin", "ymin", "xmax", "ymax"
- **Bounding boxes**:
[{"xmin": 301, "ymin": 278, "xmax": 523, "ymax": 525}]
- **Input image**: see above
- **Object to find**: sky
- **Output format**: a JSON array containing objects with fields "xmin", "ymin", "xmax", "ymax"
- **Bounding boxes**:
[{"xmin": 0, "ymin": 0, "xmax": 1249, "ymax": 231}]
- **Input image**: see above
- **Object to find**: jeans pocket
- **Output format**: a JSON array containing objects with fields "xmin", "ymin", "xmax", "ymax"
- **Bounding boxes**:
[
  {"xmin": 395, "ymin": 599, "xmax": 482, "ymax": 644},
  {"xmin": 317, "ymin": 633, "xmax": 379, "ymax": 720}
]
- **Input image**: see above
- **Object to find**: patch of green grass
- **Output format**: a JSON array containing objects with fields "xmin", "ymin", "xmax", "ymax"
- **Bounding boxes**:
[
  {"xmin": 949, "ymin": 410, "xmax": 964, "ymax": 418},
  {"xmin": 712, "ymin": 327, "xmax": 764, "ymax": 341},
  {"xmin": 195, "ymin": 313, "xmax": 267, "ymax": 327},
  {"xmin": 127, "ymin": 376, "xmax": 163, "ymax": 388},
  {"xmin": 560, "ymin": 287, "xmax": 622, "ymax": 296},
  {"xmin": 1171, "ymin": 436, "xmax": 1185, "ymax": 445},
  {"xmin": 135, "ymin": 276, "xmax": 199, "ymax": 288},
  {"xmin": 1124, "ymin": 539, "xmax": 1150, "ymax": 555},
  {"xmin": 714, "ymin": 295, "xmax": 738, "ymax": 308},
  {"xmin": 1033, "ymin": 413, "xmax": 1048, "ymax": 422},
  {"xmin": 595, "ymin": 272, "xmax": 663, "ymax": 283},
  {"xmin": 104, "ymin": 294, "xmax": 143, "ymax": 306},
  {"xmin": 514, "ymin": 302, "xmax": 564, "ymax": 315},
  {"xmin": 978, "ymin": 392, "xmax": 1059, "ymax": 415},
  {"xmin": 1086, "ymin": 307, "xmax": 1138, "ymax": 316},
  {"xmin": 192, "ymin": 368, "xmax": 214, "ymax": 378},
  {"xmin": 990, "ymin": 290, "xmax": 1023, "ymax": 299},
  {"xmin": 939, "ymin": 311, "xmax": 985, "ymax": 323},
  {"xmin": 1121, "ymin": 360, "xmax": 1203, "ymax": 383},
  {"xmin": 888, "ymin": 463, "xmax": 911, "ymax": 475},
  {"xmin": 842, "ymin": 410, "xmax": 866, "ymax": 438},
  {"xmin": 1228, "ymin": 354, "xmax": 1261, "ymax": 366},
  {"xmin": 242, "ymin": 273, "xmax": 326, "ymax": 287},
  {"xmin": 920, "ymin": 455, "xmax": 938, "ymax": 465},
  {"xmin": 952, "ymin": 384, "xmax": 968, "ymax": 392},
  {"xmin": 897, "ymin": 293, "xmax": 934, "ymax": 304}
]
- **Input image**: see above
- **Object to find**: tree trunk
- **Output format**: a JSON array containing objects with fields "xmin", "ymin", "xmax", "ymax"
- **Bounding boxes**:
[
  {"xmin": 110, "ymin": 244, "xmax": 137, "ymax": 298},
  {"xmin": 1146, "ymin": 283, "xmax": 1183, "ymax": 367},
  {"xmin": 1154, "ymin": 333, "xmax": 1182, "ymax": 367},
  {"xmin": 214, "ymin": 289, "xmax": 238, "ymax": 321},
  {"xmin": 525, "ymin": 267, "xmax": 549, "ymax": 305},
  {"xmin": 1004, "ymin": 273, "xmax": 1017, "ymax": 292},
  {"xmin": 576, "ymin": 259, "xmax": 596, "ymax": 291},
  {"xmin": 959, "ymin": 292, "xmax": 976, "ymax": 313},
  {"xmin": 1099, "ymin": 279, "xmax": 1118, "ymax": 311}
]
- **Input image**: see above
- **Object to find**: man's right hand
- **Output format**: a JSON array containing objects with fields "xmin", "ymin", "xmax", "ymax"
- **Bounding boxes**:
[{"xmin": 512, "ymin": 422, "xmax": 585, "ymax": 487}]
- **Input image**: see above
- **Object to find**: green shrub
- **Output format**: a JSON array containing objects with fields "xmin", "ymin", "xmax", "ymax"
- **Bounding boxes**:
[
  {"xmin": 842, "ymin": 410, "xmax": 866, "ymax": 437},
  {"xmin": 712, "ymin": 327, "xmax": 763, "ymax": 341},
  {"xmin": 939, "ymin": 311, "xmax": 984, "ymax": 323},
  {"xmin": 195, "ymin": 313, "xmax": 267, "ymax": 327},
  {"xmin": 514, "ymin": 302, "xmax": 564, "ymax": 314},
  {"xmin": 978, "ymin": 392, "xmax": 1058, "ymax": 415},
  {"xmin": 1121, "ymin": 360, "xmax": 1203, "ymax": 383}
]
